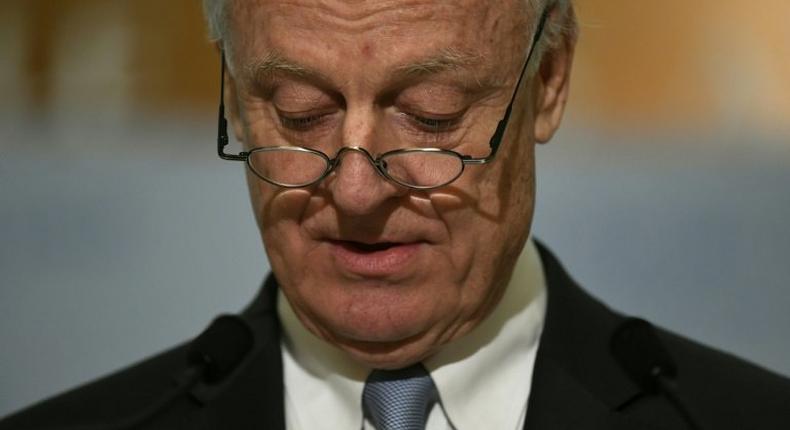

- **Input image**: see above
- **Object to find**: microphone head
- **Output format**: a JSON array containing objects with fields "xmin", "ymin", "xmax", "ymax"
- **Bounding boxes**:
[
  {"xmin": 610, "ymin": 317, "xmax": 677, "ymax": 392},
  {"xmin": 188, "ymin": 315, "xmax": 254, "ymax": 384}
]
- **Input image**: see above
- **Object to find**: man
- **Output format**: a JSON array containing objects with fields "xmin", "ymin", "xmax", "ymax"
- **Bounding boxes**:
[{"xmin": 2, "ymin": 0, "xmax": 789, "ymax": 429}]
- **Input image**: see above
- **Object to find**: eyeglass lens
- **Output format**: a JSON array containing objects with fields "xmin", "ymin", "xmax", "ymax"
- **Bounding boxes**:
[{"xmin": 247, "ymin": 147, "xmax": 465, "ymax": 189}]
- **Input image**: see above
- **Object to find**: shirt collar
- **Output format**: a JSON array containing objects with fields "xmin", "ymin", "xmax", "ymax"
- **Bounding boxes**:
[
  {"xmin": 278, "ymin": 238, "xmax": 547, "ymax": 430},
  {"xmin": 425, "ymin": 238, "xmax": 546, "ymax": 429}
]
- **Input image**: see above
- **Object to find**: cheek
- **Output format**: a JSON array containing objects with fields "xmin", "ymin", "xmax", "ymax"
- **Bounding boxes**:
[
  {"xmin": 245, "ymin": 169, "xmax": 266, "ymax": 219},
  {"xmin": 434, "ymin": 144, "xmax": 535, "ymax": 286},
  {"xmin": 248, "ymin": 177, "xmax": 314, "ymax": 274},
  {"xmin": 503, "ymin": 161, "xmax": 535, "ymax": 223},
  {"xmin": 436, "ymin": 154, "xmax": 533, "ymax": 247}
]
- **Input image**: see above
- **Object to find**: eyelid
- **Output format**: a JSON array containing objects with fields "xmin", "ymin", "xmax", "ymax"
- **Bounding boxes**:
[
  {"xmin": 402, "ymin": 101, "xmax": 467, "ymax": 123},
  {"xmin": 275, "ymin": 106, "xmax": 330, "ymax": 116},
  {"xmin": 402, "ymin": 112, "xmax": 464, "ymax": 134},
  {"xmin": 280, "ymin": 114, "xmax": 323, "ymax": 129},
  {"xmin": 265, "ymin": 75, "xmax": 345, "ymax": 111},
  {"xmin": 276, "ymin": 107, "xmax": 336, "ymax": 131}
]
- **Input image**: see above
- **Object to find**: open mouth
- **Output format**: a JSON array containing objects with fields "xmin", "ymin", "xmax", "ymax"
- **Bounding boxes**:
[
  {"xmin": 333, "ymin": 240, "xmax": 401, "ymax": 253},
  {"xmin": 328, "ymin": 239, "xmax": 423, "ymax": 276}
]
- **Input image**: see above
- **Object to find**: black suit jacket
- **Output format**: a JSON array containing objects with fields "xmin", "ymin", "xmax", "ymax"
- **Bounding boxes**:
[{"xmin": 2, "ymin": 243, "xmax": 789, "ymax": 429}]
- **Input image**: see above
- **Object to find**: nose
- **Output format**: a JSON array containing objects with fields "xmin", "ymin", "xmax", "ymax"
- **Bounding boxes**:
[
  {"xmin": 327, "ymin": 147, "xmax": 403, "ymax": 216},
  {"xmin": 326, "ymin": 105, "xmax": 406, "ymax": 216}
]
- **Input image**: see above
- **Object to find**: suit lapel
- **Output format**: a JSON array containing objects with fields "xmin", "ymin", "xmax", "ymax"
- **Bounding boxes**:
[
  {"xmin": 526, "ymin": 357, "xmax": 640, "ymax": 430},
  {"xmin": 526, "ymin": 242, "xmax": 673, "ymax": 430}
]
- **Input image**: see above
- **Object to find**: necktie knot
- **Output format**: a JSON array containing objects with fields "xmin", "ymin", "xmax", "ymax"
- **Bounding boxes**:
[{"xmin": 362, "ymin": 364, "xmax": 439, "ymax": 430}]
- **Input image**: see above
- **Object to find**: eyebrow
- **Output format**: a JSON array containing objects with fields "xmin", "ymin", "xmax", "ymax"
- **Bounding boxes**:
[
  {"xmin": 393, "ymin": 48, "xmax": 482, "ymax": 79},
  {"xmin": 247, "ymin": 52, "xmax": 330, "ymax": 85},
  {"xmin": 246, "ymin": 48, "xmax": 498, "ymax": 91}
]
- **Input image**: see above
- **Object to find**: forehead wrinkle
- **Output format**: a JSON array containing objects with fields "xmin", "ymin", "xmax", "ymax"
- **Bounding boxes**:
[
  {"xmin": 233, "ymin": 1, "xmax": 521, "ymax": 92},
  {"xmin": 278, "ymin": 0, "xmax": 456, "ymax": 35},
  {"xmin": 243, "ymin": 47, "xmax": 504, "ymax": 96}
]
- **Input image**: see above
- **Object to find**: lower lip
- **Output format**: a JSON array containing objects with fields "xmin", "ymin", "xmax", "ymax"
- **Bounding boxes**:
[{"xmin": 328, "ymin": 241, "xmax": 423, "ymax": 277}]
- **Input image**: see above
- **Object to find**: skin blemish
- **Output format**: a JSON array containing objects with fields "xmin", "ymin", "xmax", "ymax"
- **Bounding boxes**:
[{"xmin": 361, "ymin": 42, "xmax": 375, "ymax": 58}]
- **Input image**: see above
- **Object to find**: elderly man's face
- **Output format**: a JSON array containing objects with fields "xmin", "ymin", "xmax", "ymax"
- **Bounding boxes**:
[{"xmin": 224, "ymin": 0, "xmax": 573, "ymax": 368}]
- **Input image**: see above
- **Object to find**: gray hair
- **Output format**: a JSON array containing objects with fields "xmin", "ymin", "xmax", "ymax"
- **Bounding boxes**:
[{"xmin": 202, "ymin": 0, "xmax": 576, "ymax": 73}]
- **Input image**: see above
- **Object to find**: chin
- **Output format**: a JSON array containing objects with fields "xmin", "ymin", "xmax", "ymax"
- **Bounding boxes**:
[
  {"xmin": 335, "ymin": 333, "xmax": 439, "ymax": 370},
  {"xmin": 306, "ymin": 298, "xmax": 444, "ymax": 369}
]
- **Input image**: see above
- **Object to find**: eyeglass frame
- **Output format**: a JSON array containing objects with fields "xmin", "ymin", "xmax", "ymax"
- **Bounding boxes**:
[{"xmin": 216, "ymin": 7, "xmax": 550, "ymax": 190}]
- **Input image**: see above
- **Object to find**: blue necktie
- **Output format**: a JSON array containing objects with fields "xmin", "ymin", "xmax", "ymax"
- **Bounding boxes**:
[{"xmin": 362, "ymin": 363, "xmax": 439, "ymax": 430}]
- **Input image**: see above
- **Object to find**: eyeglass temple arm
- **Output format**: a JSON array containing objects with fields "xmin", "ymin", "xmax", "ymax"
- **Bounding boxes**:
[
  {"xmin": 217, "ymin": 52, "xmax": 248, "ymax": 162},
  {"xmin": 467, "ymin": 7, "xmax": 550, "ymax": 166}
]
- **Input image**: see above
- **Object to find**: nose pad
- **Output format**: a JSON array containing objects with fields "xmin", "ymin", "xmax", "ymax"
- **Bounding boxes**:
[
  {"xmin": 330, "ymin": 147, "xmax": 385, "ymax": 180},
  {"xmin": 326, "ymin": 147, "xmax": 401, "ymax": 216}
]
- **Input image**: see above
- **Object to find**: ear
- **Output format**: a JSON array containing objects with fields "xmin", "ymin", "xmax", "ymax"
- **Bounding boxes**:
[
  {"xmin": 533, "ymin": 20, "xmax": 577, "ymax": 144},
  {"xmin": 223, "ymin": 58, "xmax": 247, "ymax": 145}
]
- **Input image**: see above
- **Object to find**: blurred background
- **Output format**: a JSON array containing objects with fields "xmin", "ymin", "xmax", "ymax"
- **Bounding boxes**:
[{"xmin": 1, "ymin": 0, "xmax": 789, "ymax": 417}]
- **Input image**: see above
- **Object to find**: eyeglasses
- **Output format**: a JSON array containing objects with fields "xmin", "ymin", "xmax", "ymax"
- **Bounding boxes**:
[{"xmin": 216, "ymin": 8, "xmax": 549, "ymax": 190}]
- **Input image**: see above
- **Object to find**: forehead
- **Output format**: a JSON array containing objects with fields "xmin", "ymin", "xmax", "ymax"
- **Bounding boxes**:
[{"xmin": 226, "ymin": 0, "xmax": 530, "ymax": 74}]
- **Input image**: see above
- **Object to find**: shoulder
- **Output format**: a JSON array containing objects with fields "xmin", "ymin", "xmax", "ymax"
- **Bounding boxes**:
[
  {"xmin": 0, "ymin": 281, "xmax": 284, "ymax": 430},
  {"xmin": 658, "ymin": 328, "xmax": 790, "ymax": 424},
  {"xmin": 0, "ymin": 344, "xmax": 189, "ymax": 429},
  {"xmin": 532, "ymin": 240, "xmax": 790, "ymax": 428}
]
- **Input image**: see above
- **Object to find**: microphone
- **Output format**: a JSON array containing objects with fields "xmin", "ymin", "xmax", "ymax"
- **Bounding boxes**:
[
  {"xmin": 187, "ymin": 314, "xmax": 255, "ymax": 384},
  {"xmin": 68, "ymin": 314, "xmax": 254, "ymax": 430},
  {"xmin": 610, "ymin": 317, "xmax": 703, "ymax": 430}
]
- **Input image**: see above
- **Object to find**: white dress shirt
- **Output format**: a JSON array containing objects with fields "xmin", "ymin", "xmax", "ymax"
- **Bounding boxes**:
[{"xmin": 278, "ymin": 238, "xmax": 547, "ymax": 430}]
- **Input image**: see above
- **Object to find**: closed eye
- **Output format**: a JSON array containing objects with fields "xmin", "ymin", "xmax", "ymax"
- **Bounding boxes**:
[
  {"xmin": 407, "ymin": 114, "xmax": 461, "ymax": 133},
  {"xmin": 278, "ymin": 112, "xmax": 330, "ymax": 131}
]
